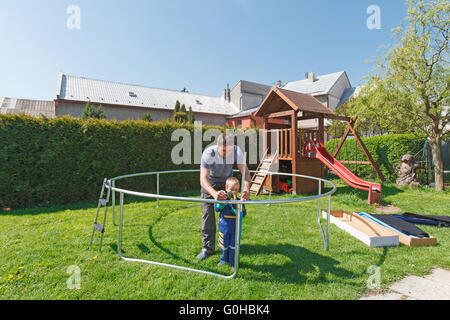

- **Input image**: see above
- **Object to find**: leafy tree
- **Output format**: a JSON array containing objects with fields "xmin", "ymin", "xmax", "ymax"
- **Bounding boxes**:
[
  {"xmin": 174, "ymin": 100, "xmax": 181, "ymax": 113},
  {"xmin": 81, "ymin": 101, "xmax": 107, "ymax": 120},
  {"xmin": 141, "ymin": 113, "xmax": 153, "ymax": 122},
  {"xmin": 173, "ymin": 112, "xmax": 188, "ymax": 123},
  {"xmin": 188, "ymin": 106, "xmax": 195, "ymax": 124},
  {"xmin": 344, "ymin": 0, "xmax": 449, "ymax": 191}
]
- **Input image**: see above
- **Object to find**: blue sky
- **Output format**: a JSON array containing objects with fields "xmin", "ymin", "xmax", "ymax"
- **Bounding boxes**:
[{"xmin": 0, "ymin": 0, "xmax": 408, "ymax": 100}]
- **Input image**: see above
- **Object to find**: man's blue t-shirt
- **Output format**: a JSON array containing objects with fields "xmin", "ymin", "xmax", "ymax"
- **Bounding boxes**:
[{"xmin": 200, "ymin": 145, "xmax": 245, "ymax": 183}]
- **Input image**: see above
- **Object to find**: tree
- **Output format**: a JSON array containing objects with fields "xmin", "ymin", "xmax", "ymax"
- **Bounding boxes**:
[
  {"xmin": 81, "ymin": 101, "xmax": 107, "ymax": 120},
  {"xmin": 345, "ymin": 0, "xmax": 449, "ymax": 191},
  {"xmin": 180, "ymin": 104, "xmax": 187, "ymax": 113},
  {"xmin": 188, "ymin": 106, "xmax": 195, "ymax": 124},
  {"xmin": 141, "ymin": 113, "xmax": 153, "ymax": 122},
  {"xmin": 174, "ymin": 100, "xmax": 181, "ymax": 113},
  {"xmin": 173, "ymin": 112, "xmax": 188, "ymax": 123}
]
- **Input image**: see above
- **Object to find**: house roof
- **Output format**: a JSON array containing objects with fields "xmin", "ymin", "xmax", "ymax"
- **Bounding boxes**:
[
  {"xmin": 227, "ymin": 105, "xmax": 260, "ymax": 119},
  {"xmin": 254, "ymin": 87, "xmax": 335, "ymax": 117},
  {"xmin": 337, "ymin": 86, "xmax": 361, "ymax": 108},
  {"xmin": 282, "ymin": 71, "xmax": 347, "ymax": 96},
  {"xmin": 0, "ymin": 97, "xmax": 55, "ymax": 118},
  {"xmin": 56, "ymin": 73, "xmax": 239, "ymax": 116}
]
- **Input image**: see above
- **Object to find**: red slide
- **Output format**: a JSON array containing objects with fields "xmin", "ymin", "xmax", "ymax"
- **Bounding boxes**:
[{"xmin": 304, "ymin": 140, "xmax": 382, "ymax": 204}]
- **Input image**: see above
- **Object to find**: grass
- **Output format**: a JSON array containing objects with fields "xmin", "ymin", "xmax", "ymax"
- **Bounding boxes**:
[{"xmin": 0, "ymin": 179, "xmax": 449, "ymax": 300}]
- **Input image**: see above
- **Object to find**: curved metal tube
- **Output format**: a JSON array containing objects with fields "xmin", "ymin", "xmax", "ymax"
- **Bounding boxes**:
[{"xmin": 104, "ymin": 169, "xmax": 336, "ymax": 279}]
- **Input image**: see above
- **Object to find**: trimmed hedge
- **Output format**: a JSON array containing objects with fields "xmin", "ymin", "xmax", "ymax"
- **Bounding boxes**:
[
  {"xmin": 325, "ymin": 134, "xmax": 425, "ymax": 183},
  {"xmin": 1, "ymin": 113, "xmax": 426, "ymax": 209},
  {"xmin": 0, "ymin": 115, "xmax": 228, "ymax": 209}
]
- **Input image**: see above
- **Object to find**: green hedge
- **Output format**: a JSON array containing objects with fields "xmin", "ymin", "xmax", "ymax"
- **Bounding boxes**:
[
  {"xmin": 1, "ymin": 114, "xmax": 426, "ymax": 209},
  {"xmin": 325, "ymin": 134, "xmax": 425, "ymax": 183},
  {"xmin": 0, "ymin": 115, "xmax": 229, "ymax": 209}
]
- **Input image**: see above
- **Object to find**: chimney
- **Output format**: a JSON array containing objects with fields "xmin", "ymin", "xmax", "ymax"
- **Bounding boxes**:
[
  {"xmin": 276, "ymin": 80, "xmax": 282, "ymax": 88},
  {"xmin": 306, "ymin": 72, "xmax": 316, "ymax": 83},
  {"xmin": 223, "ymin": 83, "xmax": 231, "ymax": 102}
]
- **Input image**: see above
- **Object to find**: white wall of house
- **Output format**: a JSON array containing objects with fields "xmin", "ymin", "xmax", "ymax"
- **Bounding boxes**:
[{"xmin": 56, "ymin": 101, "xmax": 227, "ymax": 126}]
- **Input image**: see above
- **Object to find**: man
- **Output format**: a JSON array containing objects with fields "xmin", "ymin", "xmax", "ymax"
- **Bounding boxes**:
[{"xmin": 197, "ymin": 133, "xmax": 251, "ymax": 260}]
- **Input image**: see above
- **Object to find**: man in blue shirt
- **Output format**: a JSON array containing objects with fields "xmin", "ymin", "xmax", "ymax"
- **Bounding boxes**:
[{"xmin": 197, "ymin": 133, "xmax": 251, "ymax": 260}]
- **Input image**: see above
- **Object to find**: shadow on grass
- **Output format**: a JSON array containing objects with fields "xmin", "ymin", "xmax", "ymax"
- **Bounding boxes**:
[
  {"xmin": 240, "ymin": 243, "xmax": 356, "ymax": 285},
  {"xmin": 123, "ymin": 211, "xmax": 226, "ymax": 276}
]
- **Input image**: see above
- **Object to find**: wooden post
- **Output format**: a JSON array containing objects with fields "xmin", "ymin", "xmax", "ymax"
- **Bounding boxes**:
[
  {"xmin": 355, "ymin": 139, "xmax": 358, "ymax": 175},
  {"xmin": 333, "ymin": 116, "xmax": 357, "ymax": 158},
  {"xmin": 318, "ymin": 115, "xmax": 324, "ymax": 142},
  {"xmin": 347, "ymin": 123, "xmax": 386, "ymax": 182},
  {"xmin": 291, "ymin": 112, "xmax": 297, "ymax": 194}
]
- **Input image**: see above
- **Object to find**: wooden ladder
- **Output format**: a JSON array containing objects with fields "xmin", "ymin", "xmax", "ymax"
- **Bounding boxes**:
[{"xmin": 250, "ymin": 150, "xmax": 279, "ymax": 196}]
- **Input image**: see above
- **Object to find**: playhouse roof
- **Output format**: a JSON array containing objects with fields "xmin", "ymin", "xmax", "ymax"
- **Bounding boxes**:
[{"xmin": 254, "ymin": 87, "xmax": 335, "ymax": 117}]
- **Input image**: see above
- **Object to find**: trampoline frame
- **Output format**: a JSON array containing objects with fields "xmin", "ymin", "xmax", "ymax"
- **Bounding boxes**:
[{"xmin": 91, "ymin": 169, "xmax": 336, "ymax": 279}]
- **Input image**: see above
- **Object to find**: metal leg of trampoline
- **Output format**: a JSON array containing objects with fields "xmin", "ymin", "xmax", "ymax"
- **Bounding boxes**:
[
  {"xmin": 117, "ymin": 191, "xmax": 239, "ymax": 279},
  {"xmin": 156, "ymin": 173, "xmax": 160, "ymax": 209},
  {"xmin": 317, "ymin": 182, "xmax": 329, "ymax": 250},
  {"xmin": 326, "ymin": 194, "xmax": 331, "ymax": 250},
  {"xmin": 112, "ymin": 180, "xmax": 116, "ymax": 226}
]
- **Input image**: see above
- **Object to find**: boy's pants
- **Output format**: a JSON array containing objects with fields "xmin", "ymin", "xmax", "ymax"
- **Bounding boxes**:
[
  {"xmin": 218, "ymin": 218, "xmax": 236, "ymax": 267},
  {"xmin": 200, "ymin": 182, "xmax": 226, "ymax": 254}
]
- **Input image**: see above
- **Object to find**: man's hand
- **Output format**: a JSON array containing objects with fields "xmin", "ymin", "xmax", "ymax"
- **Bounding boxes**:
[
  {"xmin": 214, "ymin": 190, "xmax": 228, "ymax": 201},
  {"xmin": 241, "ymin": 188, "xmax": 250, "ymax": 201}
]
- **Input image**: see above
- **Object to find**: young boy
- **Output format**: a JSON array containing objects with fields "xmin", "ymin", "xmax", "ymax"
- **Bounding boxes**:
[{"xmin": 214, "ymin": 177, "xmax": 247, "ymax": 271}]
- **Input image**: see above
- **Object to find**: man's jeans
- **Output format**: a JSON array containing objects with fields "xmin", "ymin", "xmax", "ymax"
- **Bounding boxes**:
[{"xmin": 200, "ymin": 182, "xmax": 226, "ymax": 253}]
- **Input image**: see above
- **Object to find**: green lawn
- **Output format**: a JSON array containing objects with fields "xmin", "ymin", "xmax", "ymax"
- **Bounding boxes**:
[{"xmin": 1, "ymin": 180, "xmax": 449, "ymax": 300}]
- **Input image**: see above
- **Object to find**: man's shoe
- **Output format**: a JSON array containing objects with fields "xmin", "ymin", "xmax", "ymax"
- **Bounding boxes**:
[{"xmin": 196, "ymin": 249, "xmax": 212, "ymax": 260}]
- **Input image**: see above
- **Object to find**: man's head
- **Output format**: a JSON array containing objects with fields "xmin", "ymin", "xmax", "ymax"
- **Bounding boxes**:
[{"xmin": 217, "ymin": 133, "xmax": 235, "ymax": 158}]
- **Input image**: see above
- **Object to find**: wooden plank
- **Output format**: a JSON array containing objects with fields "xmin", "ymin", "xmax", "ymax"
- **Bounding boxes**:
[
  {"xmin": 265, "ymin": 110, "xmax": 295, "ymax": 119},
  {"xmin": 323, "ymin": 210, "xmax": 399, "ymax": 247},
  {"xmin": 355, "ymin": 212, "xmax": 437, "ymax": 247},
  {"xmin": 340, "ymin": 160, "xmax": 371, "ymax": 165}
]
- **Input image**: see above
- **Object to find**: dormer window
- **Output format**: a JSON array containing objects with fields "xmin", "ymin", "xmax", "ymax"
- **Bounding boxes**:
[
  {"xmin": 195, "ymin": 99, "xmax": 202, "ymax": 105},
  {"xmin": 128, "ymin": 92, "xmax": 137, "ymax": 98}
]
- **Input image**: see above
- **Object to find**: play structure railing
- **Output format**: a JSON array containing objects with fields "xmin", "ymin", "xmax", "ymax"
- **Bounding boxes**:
[{"xmin": 266, "ymin": 128, "xmax": 320, "ymax": 159}]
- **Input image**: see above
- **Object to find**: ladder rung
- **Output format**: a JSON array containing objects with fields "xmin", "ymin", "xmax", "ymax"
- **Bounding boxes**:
[
  {"xmin": 254, "ymin": 177, "xmax": 265, "ymax": 184},
  {"xmin": 94, "ymin": 223, "xmax": 105, "ymax": 233}
]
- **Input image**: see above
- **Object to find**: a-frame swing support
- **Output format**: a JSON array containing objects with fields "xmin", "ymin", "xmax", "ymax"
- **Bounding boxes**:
[{"xmin": 332, "ymin": 116, "xmax": 386, "ymax": 182}]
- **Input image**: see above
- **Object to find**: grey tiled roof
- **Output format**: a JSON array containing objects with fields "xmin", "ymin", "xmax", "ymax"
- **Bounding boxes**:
[
  {"xmin": 282, "ymin": 71, "xmax": 346, "ymax": 96},
  {"xmin": 57, "ymin": 73, "xmax": 239, "ymax": 115},
  {"xmin": 0, "ymin": 97, "xmax": 55, "ymax": 118},
  {"xmin": 227, "ymin": 105, "xmax": 259, "ymax": 119}
]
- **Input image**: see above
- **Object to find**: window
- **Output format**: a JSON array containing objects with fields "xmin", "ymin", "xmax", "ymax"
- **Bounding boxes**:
[{"xmin": 128, "ymin": 92, "xmax": 137, "ymax": 98}]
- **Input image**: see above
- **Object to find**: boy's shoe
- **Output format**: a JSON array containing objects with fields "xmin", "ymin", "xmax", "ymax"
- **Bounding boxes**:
[{"xmin": 196, "ymin": 249, "xmax": 213, "ymax": 260}]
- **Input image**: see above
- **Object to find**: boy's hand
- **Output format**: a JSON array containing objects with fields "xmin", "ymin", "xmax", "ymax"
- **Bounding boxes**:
[{"xmin": 214, "ymin": 190, "xmax": 228, "ymax": 200}]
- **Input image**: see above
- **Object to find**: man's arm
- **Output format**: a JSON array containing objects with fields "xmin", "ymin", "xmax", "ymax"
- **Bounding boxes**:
[
  {"xmin": 200, "ymin": 167, "xmax": 227, "ymax": 200},
  {"xmin": 237, "ymin": 163, "xmax": 251, "ymax": 201}
]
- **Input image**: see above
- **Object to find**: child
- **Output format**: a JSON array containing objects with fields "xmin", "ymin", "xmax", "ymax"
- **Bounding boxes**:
[{"xmin": 214, "ymin": 177, "xmax": 247, "ymax": 271}]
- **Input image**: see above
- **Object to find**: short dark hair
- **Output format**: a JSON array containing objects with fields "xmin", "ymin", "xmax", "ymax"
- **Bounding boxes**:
[{"xmin": 217, "ymin": 133, "xmax": 234, "ymax": 148}]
